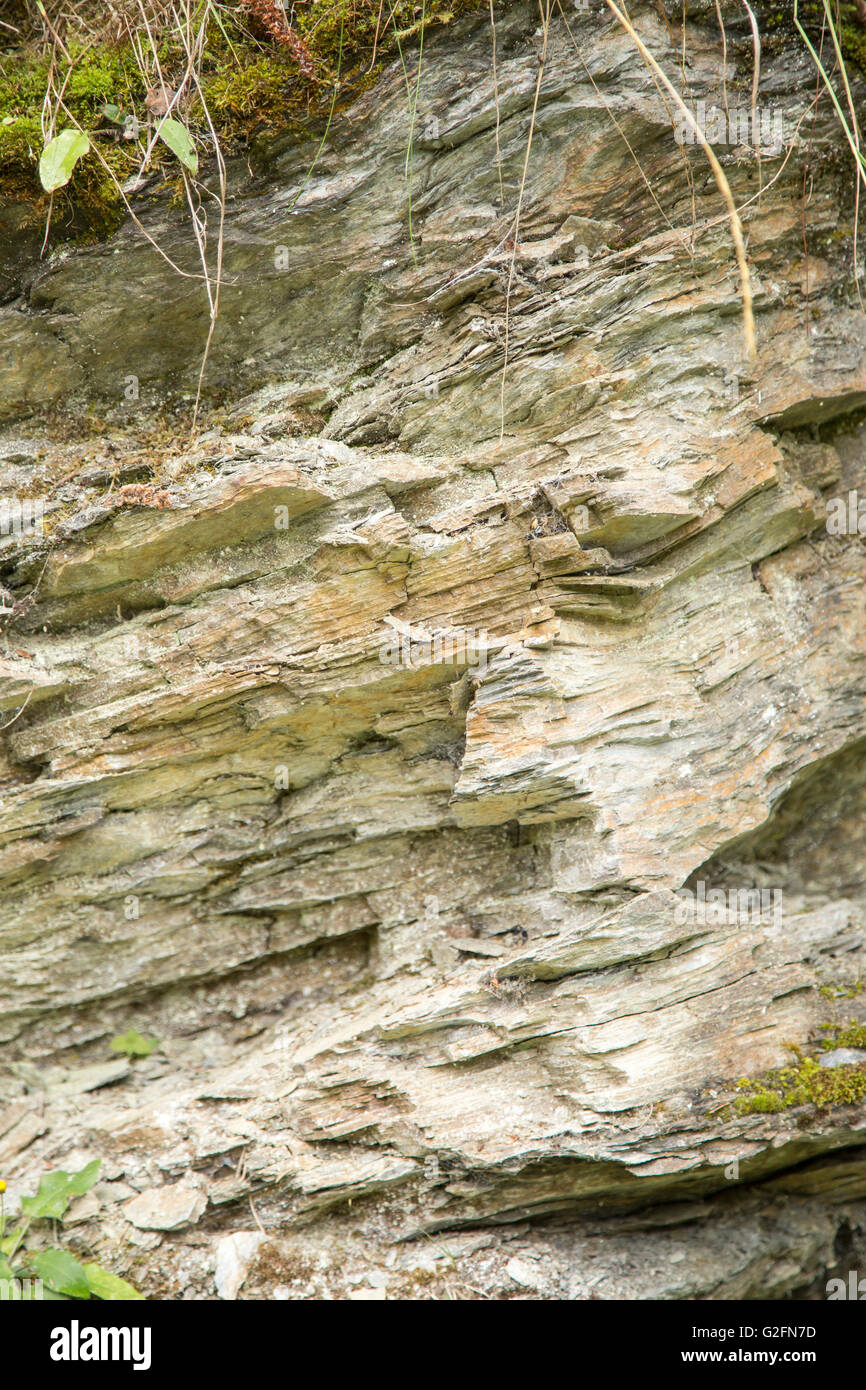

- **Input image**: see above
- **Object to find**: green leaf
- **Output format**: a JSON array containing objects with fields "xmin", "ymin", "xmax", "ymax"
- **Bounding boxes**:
[
  {"xmin": 20, "ymin": 1159, "xmax": 100, "ymax": 1220},
  {"xmin": 33, "ymin": 1248, "xmax": 91, "ymax": 1299},
  {"xmin": 110, "ymin": 1029, "xmax": 159, "ymax": 1057},
  {"xmin": 21, "ymin": 1172, "xmax": 73, "ymax": 1220},
  {"xmin": 84, "ymin": 1262, "xmax": 145, "ymax": 1301},
  {"xmin": 68, "ymin": 1159, "xmax": 101, "ymax": 1198},
  {"xmin": 38, "ymin": 129, "xmax": 91, "ymax": 192},
  {"xmin": 156, "ymin": 116, "xmax": 197, "ymax": 174},
  {"xmin": 0, "ymin": 1228, "xmax": 24, "ymax": 1259},
  {"xmin": 102, "ymin": 104, "xmax": 122, "ymax": 123}
]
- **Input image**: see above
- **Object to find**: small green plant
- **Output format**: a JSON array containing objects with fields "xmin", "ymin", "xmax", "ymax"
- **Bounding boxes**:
[
  {"xmin": 0, "ymin": 1161, "xmax": 143, "ymax": 1301},
  {"xmin": 38, "ymin": 127, "xmax": 91, "ymax": 191},
  {"xmin": 110, "ymin": 1028, "xmax": 160, "ymax": 1058},
  {"xmin": 734, "ymin": 1024, "xmax": 866, "ymax": 1115},
  {"xmin": 821, "ymin": 1020, "xmax": 866, "ymax": 1050},
  {"xmin": 818, "ymin": 980, "xmax": 865, "ymax": 1000},
  {"xmin": 154, "ymin": 116, "xmax": 198, "ymax": 174}
]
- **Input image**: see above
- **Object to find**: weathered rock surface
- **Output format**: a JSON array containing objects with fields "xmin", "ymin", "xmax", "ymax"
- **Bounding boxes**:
[{"xmin": 1, "ymin": 1, "xmax": 866, "ymax": 1298}]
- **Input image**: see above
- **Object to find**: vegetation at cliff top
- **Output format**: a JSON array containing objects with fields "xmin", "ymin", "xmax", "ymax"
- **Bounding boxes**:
[
  {"xmin": 0, "ymin": 1, "xmax": 491, "ymax": 234},
  {"xmin": 0, "ymin": 0, "xmax": 494, "ymax": 421},
  {"xmin": 2, "ymin": 1, "xmax": 864, "ymax": 421},
  {"xmin": 2, "ymin": 2, "xmax": 865, "ymax": 238}
]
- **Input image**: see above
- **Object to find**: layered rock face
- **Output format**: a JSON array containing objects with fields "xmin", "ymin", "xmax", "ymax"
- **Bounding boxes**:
[{"xmin": 1, "ymin": 0, "xmax": 866, "ymax": 1299}]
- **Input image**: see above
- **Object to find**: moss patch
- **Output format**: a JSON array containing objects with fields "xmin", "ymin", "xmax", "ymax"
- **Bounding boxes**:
[
  {"xmin": 787, "ymin": 3, "xmax": 866, "ymax": 83},
  {"xmin": 818, "ymin": 980, "xmax": 865, "ymax": 1000},
  {"xmin": 0, "ymin": 1, "xmax": 491, "ymax": 238},
  {"xmin": 0, "ymin": 40, "xmax": 147, "ymax": 235},
  {"xmin": 820, "ymin": 1020, "xmax": 866, "ymax": 1050},
  {"xmin": 735, "ymin": 1022, "xmax": 866, "ymax": 1115},
  {"xmin": 838, "ymin": 7, "xmax": 866, "ymax": 81}
]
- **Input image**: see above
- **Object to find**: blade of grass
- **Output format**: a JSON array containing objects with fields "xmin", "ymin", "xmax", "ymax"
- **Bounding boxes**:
[{"xmin": 602, "ymin": 0, "xmax": 756, "ymax": 359}]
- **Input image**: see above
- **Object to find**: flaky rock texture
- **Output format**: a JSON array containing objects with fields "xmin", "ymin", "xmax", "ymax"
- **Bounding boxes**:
[{"xmin": 1, "ymin": 1, "xmax": 866, "ymax": 1299}]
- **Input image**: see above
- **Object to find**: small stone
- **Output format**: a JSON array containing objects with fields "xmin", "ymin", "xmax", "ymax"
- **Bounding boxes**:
[
  {"xmin": 94, "ymin": 1180, "xmax": 138, "ymax": 1205},
  {"xmin": 63, "ymin": 1192, "xmax": 101, "ymax": 1225},
  {"xmin": 430, "ymin": 938, "xmax": 459, "ymax": 969},
  {"xmin": 506, "ymin": 1256, "xmax": 542, "ymax": 1289},
  {"xmin": 126, "ymin": 1228, "xmax": 163, "ymax": 1250},
  {"xmin": 214, "ymin": 1231, "xmax": 265, "ymax": 1299},
  {"xmin": 818, "ymin": 1048, "xmax": 866, "ymax": 1068},
  {"xmin": 50, "ymin": 1059, "xmax": 130, "ymax": 1096},
  {"xmin": 123, "ymin": 1180, "xmax": 206, "ymax": 1231}
]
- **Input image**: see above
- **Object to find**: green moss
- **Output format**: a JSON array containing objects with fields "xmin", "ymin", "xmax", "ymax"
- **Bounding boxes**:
[
  {"xmin": 0, "ymin": 1, "xmax": 491, "ymax": 237},
  {"xmin": 735, "ymin": 1083, "xmax": 790, "ymax": 1114},
  {"xmin": 0, "ymin": 114, "xmax": 42, "ymax": 166},
  {"xmin": 793, "ymin": 2, "xmax": 866, "ymax": 82},
  {"xmin": 818, "ymin": 980, "xmax": 865, "ymax": 1000},
  {"xmin": 822, "ymin": 1020, "xmax": 866, "ymax": 1050},
  {"xmin": 735, "ymin": 1023, "xmax": 866, "ymax": 1115},
  {"xmin": 66, "ymin": 48, "xmax": 139, "ymax": 104},
  {"xmin": 839, "ymin": 17, "xmax": 866, "ymax": 81},
  {"xmin": 0, "ymin": 40, "xmax": 144, "ymax": 233},
  {"xmin": 293, "ymin": 0, "xmax": 471, "ymax": 64},
  {"xmin": 202, "ymin": 55, "xmax": 292, "ymax": 132},
  {"xmin": 735, "ymin": 1054, "xmax": 866, "ymax": 1114}
]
